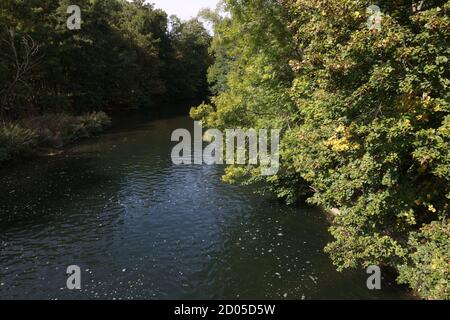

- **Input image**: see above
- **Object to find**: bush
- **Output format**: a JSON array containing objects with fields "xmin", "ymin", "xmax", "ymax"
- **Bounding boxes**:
[
  {"xmin": 0, "ymin": 111, "xmax": 111, "ymax": 163},
  {"xmin": 398, "ymin": 221, "xmax": 450, "ymax": 300},
  {"xmin": 23, "ymin": 113, "xmax": 78, "ymax": 147},
  {"xmin": 0, "ymin": 122, "xmax": 38, "ymax": 162},
  {"xmin": 22, "ymin": 111, "xmax": 111, "ymax": 147},
  {"xmin": 78, "ymin": 111, "xmax": 112, "ymax": 135}
]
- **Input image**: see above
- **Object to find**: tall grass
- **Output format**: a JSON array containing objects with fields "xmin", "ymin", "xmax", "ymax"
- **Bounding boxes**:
[
  {"xmin": 0, "ymin": 123, "xmax": 38, "ymax": 162},
  {"xmin": 0, "ymin": 112, "xmax": 111, "ymax": 164}
]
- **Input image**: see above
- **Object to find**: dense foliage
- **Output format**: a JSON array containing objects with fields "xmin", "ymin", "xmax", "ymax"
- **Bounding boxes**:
[
  {"xmin": 0, "ymin": 0, "xmax": 211, "ymax": 118},
  {"xmin": 193, "ymin": 0, "xmax": 449, "ymax": 299}
]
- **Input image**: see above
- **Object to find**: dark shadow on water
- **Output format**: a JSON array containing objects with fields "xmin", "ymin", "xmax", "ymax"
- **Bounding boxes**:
[{"xmin": 0, "ymin": 155, "xmax": 116, "ymax": 227}]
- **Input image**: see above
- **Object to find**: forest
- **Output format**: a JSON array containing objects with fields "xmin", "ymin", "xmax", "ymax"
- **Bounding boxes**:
[
  {"xmin": 192, "ymin": 0, "xmax": 449, "ymax": 299},
  {"xmin": 0, "ymin": 0, "xmax": 211, "ymax": 162}
]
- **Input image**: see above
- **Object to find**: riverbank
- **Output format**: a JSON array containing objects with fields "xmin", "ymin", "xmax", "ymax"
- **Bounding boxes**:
[{"xmin": 0, "ymin": 111, "xmax": 111, "ymax": 165}]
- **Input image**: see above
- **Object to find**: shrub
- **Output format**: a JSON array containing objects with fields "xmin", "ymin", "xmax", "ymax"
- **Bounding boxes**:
[
  {"xmin": 0, "ymin": 122, "xmax": 38, "ymax": 162},
  {"xmin": 0, "ymin": 111, "xmax": 111, "ymax": 163},
  {"xmin": 398, "ymin": 221, "xmax": 450, "ymax": 300},
  {"xmin": 78, "ymin": 111, "xmax": 112, "ymax": 135},
  {"xmin": 22, "ymin": 112, "xmax": 111, "ymax": 147},
  {"xmin": 23, "ymin": 113, "xmax": 77, "ymax": 147}
]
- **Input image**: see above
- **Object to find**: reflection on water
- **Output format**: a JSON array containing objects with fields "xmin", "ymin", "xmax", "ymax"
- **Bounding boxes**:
[{"xmin": 0, "ymin": 115, "xmax": 409, "ymax": 299}]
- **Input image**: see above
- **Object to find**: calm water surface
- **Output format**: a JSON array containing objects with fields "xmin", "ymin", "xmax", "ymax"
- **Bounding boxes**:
[{"xmin": 0, "ymin": 115, "xmax": 409, "ymax": 299}]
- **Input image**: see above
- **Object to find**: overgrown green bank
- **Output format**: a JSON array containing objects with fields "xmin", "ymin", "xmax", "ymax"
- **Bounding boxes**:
[
  {"xmin": 193, "ymin": 0, "xmax": 449, "ymax": 299},
  {"xmin": 0, "ymin": 111, "xmax": 111, "ymax": 163}
]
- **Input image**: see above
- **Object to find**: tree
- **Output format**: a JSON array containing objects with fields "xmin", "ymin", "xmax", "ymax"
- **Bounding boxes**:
[
  {"xmin": 0, "ymin": 28, "xmax": 41, "ymax": 117},
  {"xmin": 0, "ymin": 0, "xmax": 212, "ymax": 116},
  {"xmin": 192, "ymin": 0, "xmax": 450, "ymax": 299}
]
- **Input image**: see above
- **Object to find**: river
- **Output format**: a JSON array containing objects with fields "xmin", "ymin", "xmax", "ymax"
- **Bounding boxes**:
[{"xmin": 0, "ymin": 115, "xmax": 409, "ymax": 299}]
